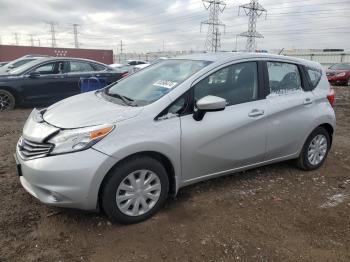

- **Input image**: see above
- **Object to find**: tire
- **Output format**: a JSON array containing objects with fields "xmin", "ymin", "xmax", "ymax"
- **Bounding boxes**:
[
  {"xmin": 296, "ymin": 127, "xmax": 331, "ymax": 171},
  {"xmin": 100, "ymin": 156, "xmax": 169, "ymax": 224},
  {"xmin": 0, "ymin": 89, "xmax": 15, "ymax": 111}
]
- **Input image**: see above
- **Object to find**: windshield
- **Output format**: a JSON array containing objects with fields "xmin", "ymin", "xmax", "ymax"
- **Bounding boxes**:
[
  {"xmin": 329, "ymin": 63, "xmax": 350, "ymax": 70},
  {"xmin": 104, "ymin": 59, "xmax": 211, "ymax": 106},
  {"xmin": 8, "ymin": 59, "xmax": 43, "ymax": 75}
]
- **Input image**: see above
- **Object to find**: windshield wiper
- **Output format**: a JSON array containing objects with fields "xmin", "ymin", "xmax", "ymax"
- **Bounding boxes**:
[{"xmin": 106, "ymin": 91, "xmax": 137, "ymax": 106}]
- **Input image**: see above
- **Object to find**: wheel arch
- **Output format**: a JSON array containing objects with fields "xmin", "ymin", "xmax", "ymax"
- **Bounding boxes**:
[
  {"xmin": 0, "ymin": 86, "xmax": 20, "ymax": 104},
  {"xmin": 97, "ymin": 150, "xmax": 178, "ymax": 209},
  {"xmin": 318, "ymin": 123, "xmax": 334, "ymax": 147}
]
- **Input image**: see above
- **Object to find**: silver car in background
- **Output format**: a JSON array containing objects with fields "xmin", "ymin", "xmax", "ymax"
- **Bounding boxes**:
[{"xmin": 15, "ymin": 53, "xmax": 336, "ymax": 224}]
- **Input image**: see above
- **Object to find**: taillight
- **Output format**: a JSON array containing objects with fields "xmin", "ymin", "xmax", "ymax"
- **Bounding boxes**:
[
  {"xmin": 327, "ymin": 88, "xmax": 335, "ymax": 107},
  {"xmin": 121, "ymin": 72, "xmax": 128, "ymax": 78}
]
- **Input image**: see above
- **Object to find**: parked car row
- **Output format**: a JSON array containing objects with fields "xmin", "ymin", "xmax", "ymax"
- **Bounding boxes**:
[
  {"xmin": 0, "ymin": 56, "xmax": 128, "ymax": 111},
  {"xmin": 326, "ymin": 63, "xmax": 350, "ymax": 86},
  {"xmin": 109, "ymin": 57, "xmax": 167, "ymax": 74}
]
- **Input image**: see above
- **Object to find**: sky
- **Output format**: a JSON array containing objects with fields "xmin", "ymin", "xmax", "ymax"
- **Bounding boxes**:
[{"xmin": 0, "ymin": 0, "xmax": 349, "ymax": 53}]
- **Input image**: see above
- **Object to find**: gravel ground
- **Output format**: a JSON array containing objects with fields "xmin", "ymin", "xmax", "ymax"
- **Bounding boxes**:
[{"xmin": 0, "ymin": 86, "xmax": 349, "ymax": 262}]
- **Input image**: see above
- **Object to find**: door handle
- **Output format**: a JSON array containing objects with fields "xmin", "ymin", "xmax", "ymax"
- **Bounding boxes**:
[
  {"xmin": 248, "ymin": 109, "xmax": 264, "ymax": 117},
  {"xmin": 303, "ymin": 98, "xmax": 313, "ymax": 105}
]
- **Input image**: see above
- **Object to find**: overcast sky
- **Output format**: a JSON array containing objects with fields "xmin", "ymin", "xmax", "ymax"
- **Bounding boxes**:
[{"xmin": 0, "ymin": 0, "xmax": 349, "ymax": 53}]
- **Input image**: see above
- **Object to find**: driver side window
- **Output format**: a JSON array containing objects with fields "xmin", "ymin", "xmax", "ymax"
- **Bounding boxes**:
[
  {"xmin": 34, "ymin": 62, "xmax": 56, "ymax": 75},
  {"xmin": 33, "ymin": 62, "xmax": 63, "ymax": 75},
  {"xmin": 194, "ymin": 62, "xmax": 258, "ymax": 107}
]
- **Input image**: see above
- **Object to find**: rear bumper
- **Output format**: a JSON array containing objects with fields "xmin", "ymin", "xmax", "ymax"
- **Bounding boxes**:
[{"xmin": 16, "ymin": 148, "xmax": 117, "ymax": 210}]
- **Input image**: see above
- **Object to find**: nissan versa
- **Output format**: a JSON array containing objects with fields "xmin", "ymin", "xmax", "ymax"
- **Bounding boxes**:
[{"xmin": 15, "ymin": 53, "xmax": 336, "ymax": 224}]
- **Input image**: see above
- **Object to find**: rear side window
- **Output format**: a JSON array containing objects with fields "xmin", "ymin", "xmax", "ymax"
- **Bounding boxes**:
[
  {"xmin": 306, "ymin": 67, "xmax": 322, "ymax": 88},
  {"xmin": 267, "ymin": 62, "xmax": 302, "ymax": 95},
  {"xmin": 70, "ymin": 61, "xmax": 94, "ymax": 72},
  {"xmin": 92, "ymin": 63, "xmax": 106, "ymax": 71}
]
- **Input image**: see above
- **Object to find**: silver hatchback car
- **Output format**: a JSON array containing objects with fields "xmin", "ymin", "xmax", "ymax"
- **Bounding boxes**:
[{"xmin": 15, "ymin": 53, "xmax": 336, "ymax": 224}]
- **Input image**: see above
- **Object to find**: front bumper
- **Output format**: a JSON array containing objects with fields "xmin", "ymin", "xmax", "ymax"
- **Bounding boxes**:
[{"xmin": 15, "ymin": 148, "xmax": 117, "ymax": 210}]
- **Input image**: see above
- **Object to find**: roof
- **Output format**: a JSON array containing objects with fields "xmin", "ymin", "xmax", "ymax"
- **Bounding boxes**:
[
  {"xmin": 33, "ymin": 56, "xmax": 107, "ymax": 65},
  {"xmin": 173, "ymin": 52, "xmax": 321, "ymax": 68}
]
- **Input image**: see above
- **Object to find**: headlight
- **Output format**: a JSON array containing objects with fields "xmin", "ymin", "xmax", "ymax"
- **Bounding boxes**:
[
  {"xmin": 336, "ymin": 72, "xmax": 346, "ymax": 77},
  {"xmin": 48, "ymin": 124, "xmax": 114, "ymax": 155}
]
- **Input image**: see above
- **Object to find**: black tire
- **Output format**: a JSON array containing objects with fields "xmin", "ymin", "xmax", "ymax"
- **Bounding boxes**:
[
  {"xmin": 100, "ymin": 156, "xmax": 169, "ymax": 224},
  {"xmin": 297, "ymin": 127, "xmax": 331, "ymax": 171},
  {"xmin": 0, "ymin": 89, "xmax": 15, "ymax": 111}
]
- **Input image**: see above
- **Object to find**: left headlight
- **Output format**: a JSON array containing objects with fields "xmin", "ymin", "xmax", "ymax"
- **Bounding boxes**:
[
  {"xmin": 48, "ymin": 124, "xmax": 114, "ymax": 155},
  {"xmin": 336, "ymin": 72, "xmax": 346, "ymax": 77}
]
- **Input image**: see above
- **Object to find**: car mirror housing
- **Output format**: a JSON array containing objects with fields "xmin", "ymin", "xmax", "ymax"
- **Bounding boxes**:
[
  {"xmin": 28, "ymin": 72, "xmax": 40, "ymax": 78},
  {"xmin": 193, "ymin": 95, "xmax": 226, "ymax": 121}
]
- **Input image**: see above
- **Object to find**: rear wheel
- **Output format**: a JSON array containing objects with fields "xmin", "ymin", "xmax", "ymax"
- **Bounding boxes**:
[
  {"xmin": 297, "ymin": 127, "xmax": 330, "ymax": 171},
  {"xmin": 0, "ymin": 89, "xmax": 15, "ymax": 111},
  {"xmin": 101, "ymin": 156, "xmax": 169, "ymax": 224}
]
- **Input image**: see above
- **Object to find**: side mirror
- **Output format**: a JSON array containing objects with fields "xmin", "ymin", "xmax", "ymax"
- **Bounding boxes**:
[
  {"xmin": 193, "ymin": 95, "xmax": 226, "ymax": 121},
  {"xmin": 28, "ymin": 72, "xmax": 40, "ymax": 78}
]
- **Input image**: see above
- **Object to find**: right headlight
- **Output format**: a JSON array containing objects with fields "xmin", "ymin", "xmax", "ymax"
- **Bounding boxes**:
[{"xmin": 48, "ymin": 124, "xmax": 114, "ymax": 155}]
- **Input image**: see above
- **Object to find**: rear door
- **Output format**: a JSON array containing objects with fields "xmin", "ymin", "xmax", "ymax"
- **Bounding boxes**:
[
  {"xmin": 264, "ymin": 61, "xmax": 316, "ymax": 160},
  {"xmin": 180, "ymin": 61, "xmax": 268, "ymax": 183},
  {"xmin": 64, "ymin": 60, "xmax": 96, "ymax": 95}
]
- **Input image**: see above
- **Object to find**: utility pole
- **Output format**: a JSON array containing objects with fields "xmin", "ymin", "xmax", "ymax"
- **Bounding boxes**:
[
  {"xmin": 73, "ymin": 24, "xmax": 79, "ymax": 48},
  {"xmin": 238, "ymin": 0, "xmax": 267, "ymax": 52},
  {"xmin": 37, "ymin": 38, "xmax": 41, "ymax": 47},
  {"xmin": 119, "ymin": 40, "xmax": 124, "ymax": 63},
  {"xmin": 46, "ymin": 21, "xmax": 58, "ymax": 48},
  {"xmin": 29, "ymin": 34, "xmax": 35, "ymax": 46},
  {"xmin": 200, "ymin": 0, "xmax": 226, "ymax": 52},
  {"xmin": 13, "ymin": 33, "xmax": 19, "ymax": 45}
]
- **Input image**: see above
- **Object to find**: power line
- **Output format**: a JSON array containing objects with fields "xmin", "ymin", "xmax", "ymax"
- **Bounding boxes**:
[
  {"xmin": 201, "ymin": 0, "xmax": 227, "ymax": 52},
  {"xmin": 238, "ymin": 0, "xmax": 267, "ymax": 52}
]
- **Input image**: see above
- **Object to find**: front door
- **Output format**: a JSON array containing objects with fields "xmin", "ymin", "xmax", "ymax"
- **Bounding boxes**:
[
  {"xmin": 180, "ymin": 61, "xmax": 268, "ymax": 183},
  {"xmin": 22, "ymin": 61, "xmax": 71, "ymax": 105}
]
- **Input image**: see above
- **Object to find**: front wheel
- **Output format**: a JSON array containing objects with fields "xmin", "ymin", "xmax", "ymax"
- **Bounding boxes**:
[
  {"xmin": 297, "ymin": 127, "xmax": 330, "ymax": 171},
  {"xmin": 0, "ymin": 89, "xmax": 15, "ymax": 111},
  {"xmin": 100, "ymin": 156, "xmax": 169, "ymax": 224}
]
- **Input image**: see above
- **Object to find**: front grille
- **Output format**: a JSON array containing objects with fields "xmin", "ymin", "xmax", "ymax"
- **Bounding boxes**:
[{"xmin": 17, "ymin": 137, "xmax": 53, "ymax": 160}]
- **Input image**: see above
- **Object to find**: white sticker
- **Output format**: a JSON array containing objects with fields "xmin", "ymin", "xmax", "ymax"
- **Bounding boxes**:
[{"xmin": 153, "ymin": 80, "xmax": 178, "ymax": 89}]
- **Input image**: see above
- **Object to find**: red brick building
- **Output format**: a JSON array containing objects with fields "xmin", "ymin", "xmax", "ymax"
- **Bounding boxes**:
[{"xmin": 0, "ymin": 45, "xmax": 113, "ymax": 64}]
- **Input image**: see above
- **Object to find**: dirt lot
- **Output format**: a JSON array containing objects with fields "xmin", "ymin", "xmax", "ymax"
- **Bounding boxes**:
[{"xmin": 1, "ymin": 86, "xmax": 349, "ymax": 262}]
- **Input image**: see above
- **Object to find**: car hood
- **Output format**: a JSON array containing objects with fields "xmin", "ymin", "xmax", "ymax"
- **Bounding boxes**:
[
  {"xmin": 43, "ymin": 91, "xmax": 143, "ymax": 129},
  {"xmin": 326, "ymin": 69, "xmax": 349, "ymax": 74}
]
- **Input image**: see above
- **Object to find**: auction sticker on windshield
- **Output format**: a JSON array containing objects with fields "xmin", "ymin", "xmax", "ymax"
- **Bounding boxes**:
[{"xmin": 153, "ymin": 80, "xmax": 178, "ymax": 89}]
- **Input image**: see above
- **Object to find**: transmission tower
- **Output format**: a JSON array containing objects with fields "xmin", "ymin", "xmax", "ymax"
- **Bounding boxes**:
[
  {"xmin": 29, "ymin": 34, "xmax": 35, "ymax": 46},
  {"xmin": 46, "ymin": 21, "xmax": 58, "ymax": 48},
  {"xmin": 238, "ymin": 0, "xmax": 267, "ymax": 52},
  {"xmin": 200, "ymin": 0, "xmax": 226, "ymax": 52},
  {"xmin": 73, "ymin": 24, "xmax": 80, "ymax": 48},
  {"xmin": 13, "ymin": 33, "xmax": 19, "ymax": 45}
]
